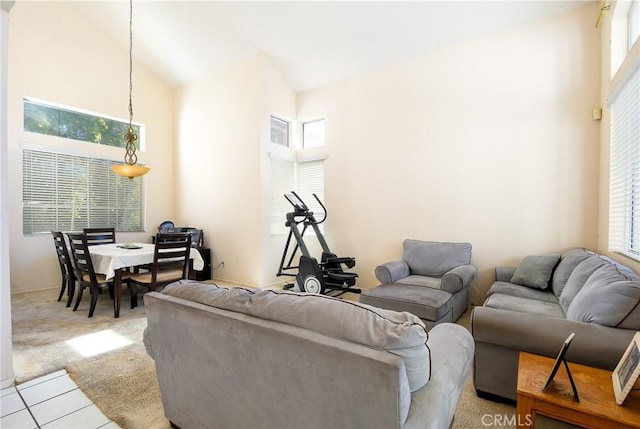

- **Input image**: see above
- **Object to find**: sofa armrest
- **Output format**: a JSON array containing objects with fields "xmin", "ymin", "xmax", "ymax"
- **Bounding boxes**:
[
  {"xmin": 403, "ymin": 324, "xmax": 474, "ymax": 429},
  {"xmin": 440, "ymin": 264, "xmax": 476, "ymax": 294},
  {"xmin": 495, "ymin": 266, "xmax": 516, "ymax": 282},
  {"xmin": 471, "ymin": 306, "xmax": 636, "ymax": 370},
  {"xmin": 142, "ymin": 327, "xmax": 154, "ymax": 359},
  {"xmin": 375, "ymin": 260, "xmax": 410, "ymax": 284}
]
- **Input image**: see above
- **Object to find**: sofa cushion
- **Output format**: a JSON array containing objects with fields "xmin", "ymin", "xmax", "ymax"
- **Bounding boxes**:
[
  {"xmin": 162, "ymin": 281, "xmax": 431, "ymax": 392},
  {"xmin": 396, "ymin": 275, "xmax": 442, "ymax": 289},
  {"xmin": 559, "ymin": 256, "xmax": 609, "ymax": 312},
  {"xmin": 402, "ymin": 239, "xmax": 471, "ymax": 277},
  {"xmin": 551, "ymin": 248, "xmax": 593, "ymax": 297},
  {"xmin": 566, "ymin": 264, "xmax": 640, "ymax": 329},
  {"xmin": 483, "ymin": 293, "xmax": 566, "ymax": 319},
  {"xmin": 488, "ymin": 281, "xmax": 559, "ymax": 304},
  {"xmin": 510, "ymin": 254, "xmax": 560, "ymax": 290}
]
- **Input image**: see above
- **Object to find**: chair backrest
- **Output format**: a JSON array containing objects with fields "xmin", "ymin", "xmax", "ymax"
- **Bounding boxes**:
[
  {"xmin": 67, "ymin": 232, "xmax": 99, "ymax": 285},
  {"xmin": 83, "ymin": 227, "xmax": 116, "ymax": 246},
  {"xmin": 152, "ymin": 233, "xmax": 192, "ymax": 283},
  {"xmin": 51, "ymin": 231, "xmax": 75, "ymax": 281},
  {"xmin": 402, "ymin": 239, "xmax": 472, "ymax": 277},
  {"xmin": 167, "ymin": 227, "xmax": 203, "ymax": 248}
]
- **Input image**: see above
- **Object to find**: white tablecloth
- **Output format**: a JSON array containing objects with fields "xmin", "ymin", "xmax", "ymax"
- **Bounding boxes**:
[{"xmin": 89, "ymin": 243, "xmax": 204, "ymax": 280}]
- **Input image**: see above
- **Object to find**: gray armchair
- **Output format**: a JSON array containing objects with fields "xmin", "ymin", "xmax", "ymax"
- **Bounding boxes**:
[{"xmin": 360, "ymin": 239, "xmax": 476, "ymax": 329}]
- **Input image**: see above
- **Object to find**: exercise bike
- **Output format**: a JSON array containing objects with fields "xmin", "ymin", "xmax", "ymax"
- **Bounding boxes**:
[{"xmin": 277, "ymin": 192, "xmax": 360, "ymax": 297}]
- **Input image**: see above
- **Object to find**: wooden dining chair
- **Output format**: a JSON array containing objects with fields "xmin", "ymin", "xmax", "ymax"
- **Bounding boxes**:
[
  {"xmin": 128, "ymin": 232, "xmax": 192, "ymax": 308},
  {"xmin": 51, "ymin": 231, "xmax": 76, "ymax": 307},
  {"xmin": 83, "ymin": 227, "xmax": 116, "ymax": 246},
  {"xmin": 67, "ymin": 232, "xmax": 118, "ymax": 317}
]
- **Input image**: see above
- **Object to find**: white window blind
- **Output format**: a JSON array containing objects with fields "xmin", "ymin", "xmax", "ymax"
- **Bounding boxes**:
[
  {"xmin": 23, "ymin": 149, "xmax": 145, "ymax": 235},
  {"xmin": 609, "ymin": 63, "xmax": 640, "ymax": 258},
  {"xmin": 297, "ymin": 160, "xmax": 325, "ymax": 231},
  {"xmin": 297, "ymin": 160, "xmax": 324, "ymax": 213}
]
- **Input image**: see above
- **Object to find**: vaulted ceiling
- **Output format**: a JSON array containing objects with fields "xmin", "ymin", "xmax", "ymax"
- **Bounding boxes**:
[{"xmin": 74, "ymin": 1, "xmax": 589, "ymax": 92}]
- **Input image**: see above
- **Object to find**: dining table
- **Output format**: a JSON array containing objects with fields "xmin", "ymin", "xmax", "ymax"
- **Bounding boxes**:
[{"xmin": 89, "ymin": 242, "xmax": 204, "ymax": 318}]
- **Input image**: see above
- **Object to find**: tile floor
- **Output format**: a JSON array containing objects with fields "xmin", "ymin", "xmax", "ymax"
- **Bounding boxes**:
[{"xmin": 0, "ymin": 370, "xmax": 120, "ymax": 429}]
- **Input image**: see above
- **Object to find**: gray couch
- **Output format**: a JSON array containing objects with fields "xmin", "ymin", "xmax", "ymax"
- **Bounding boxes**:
[
  {"xmin": 472, "ymin": 248, "xmax": 640, "ymax": 401},
  {"xmin": 361, "ymin": 239, "xmax": 476, "ymax": 329},
  {"xmin": 144, "ymin": 280, "xmax": 474, "ymax": 429}
]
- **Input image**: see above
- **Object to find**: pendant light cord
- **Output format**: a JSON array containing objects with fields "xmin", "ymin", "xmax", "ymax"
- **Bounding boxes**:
[{"xmin": 128, "ymin": 0, "xmax": 134, "ymax": 127}]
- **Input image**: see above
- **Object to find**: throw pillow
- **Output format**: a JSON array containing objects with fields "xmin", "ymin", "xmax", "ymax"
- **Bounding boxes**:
[{"xmin": 510, "ymin": 254, "xmax": 560, "ymax": 290}]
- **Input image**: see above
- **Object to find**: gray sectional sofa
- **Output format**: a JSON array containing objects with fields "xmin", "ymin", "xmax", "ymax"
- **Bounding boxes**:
[
  {"xmin": 472, "ymin": 248, "xmax": 640, "ymax": 401},
  {"xmin": 144, "ymin": 280, "xmax": 474, "ymax": 429}
]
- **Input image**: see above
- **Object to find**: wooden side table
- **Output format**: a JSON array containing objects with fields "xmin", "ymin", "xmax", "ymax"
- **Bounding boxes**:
[{"xmin": 517, "ymin": 352, "xmax": 640, "ymax": 429}]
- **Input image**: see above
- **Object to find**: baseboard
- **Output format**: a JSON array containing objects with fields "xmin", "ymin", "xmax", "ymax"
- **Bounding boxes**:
[{"xmin": 1, "ymin": 376, "xmax": 15, "ymax": 389}]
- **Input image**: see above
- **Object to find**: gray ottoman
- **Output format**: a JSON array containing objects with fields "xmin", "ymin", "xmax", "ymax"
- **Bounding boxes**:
[{"xmin": 360, "ymin": 284, "xmax": 461, "ymax": 330}]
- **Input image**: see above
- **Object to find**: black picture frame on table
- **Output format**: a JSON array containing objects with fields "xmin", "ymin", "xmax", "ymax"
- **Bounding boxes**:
[{"xmin": 542, "ymin": 332, "xmax": 579, "ymax": 402}]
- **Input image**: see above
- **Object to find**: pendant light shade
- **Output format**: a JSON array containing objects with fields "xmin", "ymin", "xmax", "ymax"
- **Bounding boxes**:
[
  {"xmin": 111, "ymin": 163, "xmax": 150, "ymax": 178},
  {"xmin": 112, "ymin": 0, "xmax": 149, "ymax": 180}
]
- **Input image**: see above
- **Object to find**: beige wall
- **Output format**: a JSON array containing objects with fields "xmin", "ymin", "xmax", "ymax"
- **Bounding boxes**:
[
  {"xmin": 297, "ymin": 3, "xmax": 601, "ymax": 303},
  {"xmin": 174, "ymin": 54, "xmax": 263, "ymax": 286},
  {"xmin": 8, "ymin": 2, "xmax": 175, "ymax": 293},
  {"xmin": 175, "ymin": 53, "xmax": 297, "ymax": 287}
]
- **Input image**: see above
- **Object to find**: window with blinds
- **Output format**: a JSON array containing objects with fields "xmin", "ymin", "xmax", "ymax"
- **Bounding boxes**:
[
  {"xmin": 269, "ymin": 117, "xmax": 325, "ymax": 235},
  {"xmin": 23, "ymin": 149, "xmax": 145, "ymax": 235},
  {"xmin": 609, "ymin": 63, "xmax": 640, "ymax": 258}
]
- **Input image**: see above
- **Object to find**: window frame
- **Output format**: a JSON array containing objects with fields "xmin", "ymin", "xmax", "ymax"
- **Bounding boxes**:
[
  {"xmin": 270, "ymin": 115, "xmax": 291, "ymax": 147},
  {"xmin": 23, "ymin": 97, "xmax": 145, "ymax": 150},
  {"xmin": 609, "ymin": 5, "xmax": 640, "ymax": 261}
]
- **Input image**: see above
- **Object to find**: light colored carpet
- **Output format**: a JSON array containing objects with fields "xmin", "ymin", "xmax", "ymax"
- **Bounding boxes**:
[
  {"xmin": 12, "ymin": 287, "xmax": 170, "ymax": 429},
  {"xmin": 11, "ymin": 288, "xmax": 576, "ymax": 429}
]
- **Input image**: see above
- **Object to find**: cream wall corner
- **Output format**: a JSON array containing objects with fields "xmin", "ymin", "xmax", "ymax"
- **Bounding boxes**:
[{"xmin": 175, "ymin": 52, "xmax": 297, "ymax": 288}]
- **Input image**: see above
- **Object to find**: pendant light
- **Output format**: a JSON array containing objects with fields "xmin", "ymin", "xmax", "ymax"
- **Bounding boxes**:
[{"xmin": 111, "ymin": 0, "xmax": 150, "ymax": 179}]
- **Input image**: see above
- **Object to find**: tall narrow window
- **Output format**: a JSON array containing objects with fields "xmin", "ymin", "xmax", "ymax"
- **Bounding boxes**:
[
  {"xmin": 270, "ymin": 116, "xmax": 290, "ymax": 147},
  {"xmin": 269, "ymin": 117, "xmax": 325, "ymax": 234},
  {"xmin": 302, "ymin": 119, "xmax": 325, "ymax": 148},
  {"xmin": 22, "ymin": 149, "xmax": 145, "ymax": 235},
  {"xmin": 609, "ymin": 64, "xmax": 640, "ymax": 258}
]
